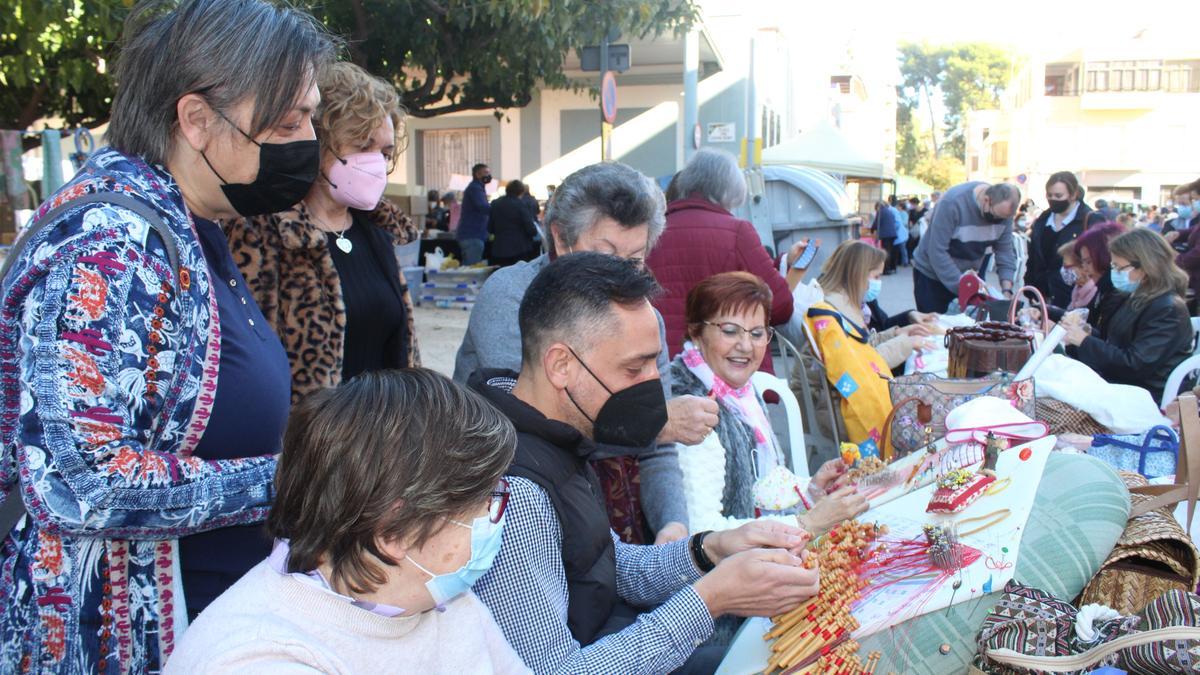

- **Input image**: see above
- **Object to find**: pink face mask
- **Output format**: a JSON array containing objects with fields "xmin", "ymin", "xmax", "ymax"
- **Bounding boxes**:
[{"xmin": 326, "ymin": 152, "xmax": 388, "ymax": 210}]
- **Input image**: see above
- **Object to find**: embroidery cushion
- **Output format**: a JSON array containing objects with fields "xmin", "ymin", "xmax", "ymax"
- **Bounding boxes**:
[{"xmin": 926, "ymin": 470, "xmax": 996, "ymax": 514}]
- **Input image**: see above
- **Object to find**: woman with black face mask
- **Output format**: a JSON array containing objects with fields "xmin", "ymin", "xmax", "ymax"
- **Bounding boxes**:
[
  {"xmin": 0, "ymin": 1, "xmax": 334, "ymax": 671},
  {"xmin": 1023, "ymin": 171, "xmax": 1094, "ymax": 308}
]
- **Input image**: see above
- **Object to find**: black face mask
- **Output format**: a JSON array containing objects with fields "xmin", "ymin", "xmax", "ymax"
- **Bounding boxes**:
[
  {"xmin": 564, "ymin": 347, "xmax": 668, "ymax": 449},
  {"xmin": 983, "ymin": 209, "xmax": 1007, "ymax": 225},
  {"xmin": 201, "ymin": 113, "xmax": 320, "ymax": 217},
  {"xmin": 1047, "ymin": 199, "xmax": 1071, "ymax": 214},
  {"xmin": 481, "ymin": 174, "xmax": 493, "ymax": 185}
]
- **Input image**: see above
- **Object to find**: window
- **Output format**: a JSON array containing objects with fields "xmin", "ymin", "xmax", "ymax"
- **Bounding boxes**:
[
  {"xmin": 971, "ymin": 155, "xmax": 979, "ymax": 171},
  {"xmin": 830, "ymin": 75, "xmax": 851, "ymax": 94},
  {"xmin": 1044, "ymin": 63, "xmax": 1079, "ymax": 96},
  {"xmin": 1165, "ymin": 60, "xmax": 1200, "ymax": 92},
  {"xmin": 1084, "ymin": 59, "xmax": 1199, "ymax": 93},
  {"xmin": 990, "ymin": 141, "xmax": 1008, "ymax": 167}
]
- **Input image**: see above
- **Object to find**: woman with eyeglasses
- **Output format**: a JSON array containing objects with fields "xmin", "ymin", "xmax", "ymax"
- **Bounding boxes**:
[
  {"xmin": 669, "ymin": 272, "xmax": 868, "ymax": 538},
  {"xmin": 1061, "ymin": 228, "xmax": 1193, "ymax": 402},
  {"xmin": 806, "ymin": 241, "xmax": 936, "ymax": 455},
  {"xmin": 167, "ymin": 370, "xmax": 529, "ymax": 673}
]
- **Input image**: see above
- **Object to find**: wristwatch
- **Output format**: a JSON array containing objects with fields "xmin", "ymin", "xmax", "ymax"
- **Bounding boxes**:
[{"xmin": 690, "ymin": 531, "xmax": 716, "ymax": 573}]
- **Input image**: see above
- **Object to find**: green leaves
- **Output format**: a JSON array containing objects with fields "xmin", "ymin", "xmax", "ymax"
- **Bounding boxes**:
[
  {"xmin": 300, "ymin": 0, "xmax": 697, "ymax": 118},
  {"xmin": 897, "ymin": 41, "xmax": 1012, "ymax": 163},
  {"xmin": 0, "ymin": 0, "xmax": 697, "ymax": 134},
  {"xmin": 0, "ymin": 0, "xmax": 124, "ymax": 131}
]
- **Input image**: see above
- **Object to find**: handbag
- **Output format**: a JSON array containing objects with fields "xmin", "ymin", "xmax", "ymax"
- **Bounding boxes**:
[
  {"xmin": 1078, "ymin": 469, "xmax": 1200, "ymax": 616},
  {"xmin": 946, "ymin": 286, "xmax": 1048, "ymax": 379},
  {"xmin": 1088, "ymin": 426, "xmax": 1179, "ymax": 480},
  {"xmin": 885, "ymin": 372, "xmax": 1036, "ymax": 459},
  {"xmin": 973, "ymin": 581, "xmax": 1200, "ymax": 674},
  {"xmin": 1076, "ymin": 396, "xmax": 1200, "ymax": 615}
]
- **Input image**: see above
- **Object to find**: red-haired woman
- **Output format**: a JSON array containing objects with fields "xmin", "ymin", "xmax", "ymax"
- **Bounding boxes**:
[{"xmin": 668, "ymin": 272, "xmax": 868, "ymax": 538}]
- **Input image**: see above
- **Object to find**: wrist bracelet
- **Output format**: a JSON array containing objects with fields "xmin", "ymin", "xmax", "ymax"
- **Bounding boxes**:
[{"xmin": 691, "ymin": 530, "xmax": 716, "ymax": 573}]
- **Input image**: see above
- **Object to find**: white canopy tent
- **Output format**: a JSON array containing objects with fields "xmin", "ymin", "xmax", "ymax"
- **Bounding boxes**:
[{"xmin": 761, "ymin": 120, "xmax": 893, "ymax": 180}]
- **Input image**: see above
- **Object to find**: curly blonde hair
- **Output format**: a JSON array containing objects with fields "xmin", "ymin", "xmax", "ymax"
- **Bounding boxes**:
[{"xmin": 315, "ymin": 61, "xmax": 407, "ymax": 171}]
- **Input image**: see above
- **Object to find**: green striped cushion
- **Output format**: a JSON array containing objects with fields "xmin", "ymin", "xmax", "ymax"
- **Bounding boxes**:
[{"xmin": 857, "ymin": 453, "xmax": 1129, "ymax": 674}]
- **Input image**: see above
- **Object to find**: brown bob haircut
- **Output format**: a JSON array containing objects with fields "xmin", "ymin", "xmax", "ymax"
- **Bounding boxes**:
[
  {"xmin": 1045, "ymin": 171, "xmax": 1082, "ymax": 200},
  {"xmin": 684, "ymin": 271, "xmax": 773, "ymax": 344},
  {"xmin": 268, "ymin": 368, "xmax": 516, "ymax": 595}
]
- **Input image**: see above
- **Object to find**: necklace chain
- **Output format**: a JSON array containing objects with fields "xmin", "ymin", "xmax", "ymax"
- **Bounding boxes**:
[{"xmin": 304, "ymin": 202, "xmax": 353, "ymax": 252}]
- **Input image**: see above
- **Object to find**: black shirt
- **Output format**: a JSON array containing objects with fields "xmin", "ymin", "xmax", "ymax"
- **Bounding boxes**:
[{"xmin": 327, "ymin": 212, "xmax": 409, "ymax": 381}]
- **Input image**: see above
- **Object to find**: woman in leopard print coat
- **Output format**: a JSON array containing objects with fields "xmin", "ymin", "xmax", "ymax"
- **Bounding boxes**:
[{"xmin": 224, "ymin": 62, "xmax": 420, "ymax": 403}]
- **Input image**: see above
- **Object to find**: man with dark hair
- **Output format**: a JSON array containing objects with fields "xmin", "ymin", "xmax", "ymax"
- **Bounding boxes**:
[
  {"xmin": 911, "ymin": 181, "xmax": 1022, "ymax": 312},
  {"xmin": 456, "ymin": 161, "xmax": 719, "ymax": 549},
  {"xmin": 472, "ymin": 252, "xmax": 820, "ymax": 674},
  {"xmin": 458, "ymin": 162, "xmax": 492, "ymax": 264}
]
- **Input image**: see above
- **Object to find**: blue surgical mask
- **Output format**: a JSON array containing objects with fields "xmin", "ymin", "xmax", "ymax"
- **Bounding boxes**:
[
  {"xmin": 407, "ymin": 513, "xmax": 505, "ymax": 610},
  {"xmin": 1110, "ymin": 267, "xmax": 1139, "ymax": 294},
  {"xmin": 864, "ymin": 278, "xmax": 882, "ymax": 302},
  {"xmin": 1179, "ymin": 205, "xmax": 1195, "ymax": 220}
]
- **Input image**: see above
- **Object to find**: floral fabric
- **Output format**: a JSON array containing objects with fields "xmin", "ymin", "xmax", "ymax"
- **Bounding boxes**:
[{"xmin": 0, "ymin": 148, "xmax": 276, "ymax": 672}]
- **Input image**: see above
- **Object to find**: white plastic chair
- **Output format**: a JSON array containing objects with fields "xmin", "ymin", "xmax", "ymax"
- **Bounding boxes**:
[
  {"xmin": 1012, "ymin": 232, "xmax": 1030, "ymax": 288},
  {"xmin": 1162, "ymin": 353, "xmax": 1200, "ymax": 410},
  {"xmin": 1191, "ymin": 317, "xmax": 1200, "ymax": 355},
  {"xmin": 751, "ymin": 370, "xmax": 809, "ymax": 480}
]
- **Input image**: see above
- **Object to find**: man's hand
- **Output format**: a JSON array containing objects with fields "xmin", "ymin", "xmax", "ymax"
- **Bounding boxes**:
[
  {"xmin": 797, "ymin": 486, "xmax": 868, "ymax": 537},
  {"xmin": 1166, "ymin": 230, "xmax": 1181, "ymax": 244},
  {"xmin": 705, "ymin": 520, "xmax": 811, "ymax": 564},
  {"xmin": 654, "ymin": 522, "xmax": 689, "ymax": 545},
  {"xmin": 658, "ymin": 395, "xmax": 720, "ymax": 446},
  {"xmin": 692, "ymin": 549, "xmax": 820, "ymax": 618}
]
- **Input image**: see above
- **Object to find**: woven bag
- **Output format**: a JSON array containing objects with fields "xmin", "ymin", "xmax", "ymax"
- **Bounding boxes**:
[
  {"xmin": 1077, "ymin": 471, "xmax": 1200, "ymax": 615},
  {"xmin": 973, "ymin": 581, "xmax": 1200, "ymax": 674},
  {"xmin": 1035, "ymin": 397, "xmax": 1109, "ymax": 436}
]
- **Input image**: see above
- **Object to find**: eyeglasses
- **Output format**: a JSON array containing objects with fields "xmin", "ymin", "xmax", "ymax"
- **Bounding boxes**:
[
  {"xmin": 487, "ymin": 478, "xmax": 510, "ymax": 524},
  {"xmin": 702, "ymin": 321, "xmax": 774, "ymax": 345},
  {"xmin": 1111, "ymin": 263, "xmax": 1138, "ymax": 273}
]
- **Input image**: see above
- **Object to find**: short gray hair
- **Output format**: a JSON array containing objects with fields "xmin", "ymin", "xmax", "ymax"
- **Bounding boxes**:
[
  {"xmin": 543, "ymin": 162, "xmax": 666, "ymax": 256},
  {"xmin": 108, "ymin": 0, "xmax": 337, "ymax": 164},
  {"xmin": 674, "ymin": 147, "xmax": 748, "ymax": 211},
  {"xmin": 985, "ymin": 183, "xmax": 1021, "ymax": 208}
]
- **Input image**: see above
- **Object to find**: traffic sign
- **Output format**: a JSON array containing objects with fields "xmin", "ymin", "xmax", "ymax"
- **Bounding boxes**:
[{"xmin": 601, "ymin": 71, "xmax": 618, "ymax": 124}]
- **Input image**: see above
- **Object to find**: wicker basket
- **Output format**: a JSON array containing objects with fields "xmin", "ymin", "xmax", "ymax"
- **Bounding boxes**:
[
  {"xmin": 1036, "ymin": 397, "xmax": 1110, "ymax": 436},
  {"xmin": 1077, "ymin": 471, "xmax": 1200, "ymax": 615}
]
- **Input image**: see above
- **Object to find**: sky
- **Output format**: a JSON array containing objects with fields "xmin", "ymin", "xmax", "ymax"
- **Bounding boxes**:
[{"xmin": 707, "ymin": 0, "xmax": 1200, "ymax": 52}]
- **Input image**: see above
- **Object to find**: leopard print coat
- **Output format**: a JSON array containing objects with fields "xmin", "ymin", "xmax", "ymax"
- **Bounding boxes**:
[{"xmin": 223, "ymin": 199, "xmax": 421, "ymax": 403}]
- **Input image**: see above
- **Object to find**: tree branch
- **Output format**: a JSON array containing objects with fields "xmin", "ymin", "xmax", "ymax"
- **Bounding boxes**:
[{"xmin": 421, "ymin": 0, "xmax": 448, "ymax": 16}]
